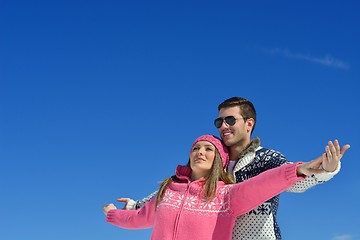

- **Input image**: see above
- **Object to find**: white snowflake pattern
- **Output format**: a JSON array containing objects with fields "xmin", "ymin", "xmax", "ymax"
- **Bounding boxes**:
[
  {"xmin": 184, "ymin": 195, "xmax": 197, "ymax": 208},
  {"xmin": 174, "ymin": 194, "xmax": 184, "ymax": 206},
  {"xmin": 217, "ymin": 187, "xmax": 232, "ymax": 209},
  {"xmin": 163, "ymin": 191, "xmax": 175, "ymax": 203},
  {"xmin": 200, "ymin": 200, "xmax": 217, "ymax": 210}
]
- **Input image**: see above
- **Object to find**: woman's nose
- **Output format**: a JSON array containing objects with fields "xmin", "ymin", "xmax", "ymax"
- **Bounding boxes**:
[{"xmin": 198, "ymin": 147, "xmax": 205, "ymax": 154}]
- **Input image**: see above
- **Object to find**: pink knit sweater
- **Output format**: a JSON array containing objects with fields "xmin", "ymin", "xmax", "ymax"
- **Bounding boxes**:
[{"xmin": 106, "ymin": 163, "xmax": 304, "ymax": 240}]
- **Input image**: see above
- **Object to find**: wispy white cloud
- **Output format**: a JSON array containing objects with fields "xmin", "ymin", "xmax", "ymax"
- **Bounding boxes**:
[
  {"xmin": 332, "ymin": 234, "xmax": 355, "ymax": 240},
  {"xmin": 265, "ymin": 47, "xmax": 350, "ymax": 70}
]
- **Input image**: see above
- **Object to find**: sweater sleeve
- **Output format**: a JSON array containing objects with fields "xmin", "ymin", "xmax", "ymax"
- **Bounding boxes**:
[
  {"xmin": 229, "ymin": 163, "xmax": 304, "ymax": 216},
  {"xmin": 260, "ymin": 149, "xmax": 340, "ymax": 192},
  {"xmin": 286, "ymin": 161, "xmax": 341, "ymax": 192},
  {"xmin": 106, "ymin": 197, "xmax": 156, "ymax": 229}
]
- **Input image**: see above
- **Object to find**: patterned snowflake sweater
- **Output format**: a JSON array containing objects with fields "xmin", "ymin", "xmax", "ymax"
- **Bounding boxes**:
[
  {"xmin": 130, "ymin": 137, "xmax": 340, "ymax": 240},
  {"xmin": 107, "ymin": 163, "xmax": 305, "ymax": 240}
]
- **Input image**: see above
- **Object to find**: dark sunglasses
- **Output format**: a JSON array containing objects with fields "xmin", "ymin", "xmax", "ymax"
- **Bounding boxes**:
[{"xmin": 214, "ymin": 116, "xmax": 243, "ymax": 128}]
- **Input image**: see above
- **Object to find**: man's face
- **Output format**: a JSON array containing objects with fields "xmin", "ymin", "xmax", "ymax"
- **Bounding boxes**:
[{"xmin": 217, "ymin": 106, "xmax": 249, "ymax": 147}]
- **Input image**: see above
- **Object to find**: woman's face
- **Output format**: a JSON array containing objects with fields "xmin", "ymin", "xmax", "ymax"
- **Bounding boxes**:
[{"xmin": 190, "ymin": 141, "xmax": 216, "ymax": 178}]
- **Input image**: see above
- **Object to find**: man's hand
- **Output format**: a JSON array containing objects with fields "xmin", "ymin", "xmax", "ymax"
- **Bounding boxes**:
[
  {"xmin": 117, "ymin": 197, "xmax": 137, "ymax": 210},
  {"xmin": 297, "ymin": 139, "xmax": 350, "ymax": 176},
  {"xmin": 321, "ymin": 139, "xmax": 350, "ymax": 172}
]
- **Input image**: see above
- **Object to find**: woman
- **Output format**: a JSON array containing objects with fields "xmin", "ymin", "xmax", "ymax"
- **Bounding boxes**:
[{"xmin": 103, "ymin": 134, "xmax": 326, "ymax": 240}]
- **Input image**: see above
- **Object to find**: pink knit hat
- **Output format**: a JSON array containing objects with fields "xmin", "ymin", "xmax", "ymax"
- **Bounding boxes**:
[{"xmin": 191, "ymin": 134, "xmax": 229, "ymax": 168}]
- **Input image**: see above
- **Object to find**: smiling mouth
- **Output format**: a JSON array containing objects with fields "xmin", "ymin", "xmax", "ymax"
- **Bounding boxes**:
[
  {"xmin": 222, "ymin": 130, "xmax": 232, "ymax": 136},
  {"xmin": 222, "ymin": 133, "xmax": 232, "ymax": 139}
]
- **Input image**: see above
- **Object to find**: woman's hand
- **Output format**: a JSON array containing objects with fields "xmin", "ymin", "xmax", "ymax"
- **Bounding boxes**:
[
  {"xmin": 102, "ymin": 203, "xmax": 117, "ymax": 215},
  {"xmin": 297, "ymin": 156, "xmax": 324, "ymax": 176}
]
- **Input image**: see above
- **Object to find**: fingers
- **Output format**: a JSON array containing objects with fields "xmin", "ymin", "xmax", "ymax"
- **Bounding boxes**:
[
  {"xmin": 334, "ymin": 139, "xmax": 340, "ymax": 155},
  {"xmin": 310, "ymin": 168, "xmax": 326, "ymax": 175},
  {"xmin": 298, "ymin": 156, "xmax": 325, "ymax": 176},
  {"xmin": 307, "ymin": 155, "xmax": 327, "ymax": 175},
  {"xmin": 117, "ymin": 198, "xmax": 130, "ymax": 203},
  {"xmin": 103, "ymin": 203, "xmax": 115, "ymax": 209},
  {"xmin": 328, "ymin": 140, "xmax": 337, "ymax": 157},
  {"xmin": 326, "ymin": 140, "xmax": 343, "ymax": 161},
  {"xmin": 328, "ymin": 139, "xmax": 350, "ymax": 160},
  {"xmin": 117, "ymin": 198, "xmax": 132, "ymax": 210},
  {"xmin": 325, "ymin": 145, "xmax": 332, "ymax": 160},
  {"xmin": 312, "ymin": 154, "xmax": 324, "ymax": 168},
  {"xmin": 326, "ymin": 140, "xmax": 340, "ymax": 160},
  {"xmin": 312, "ymin": 155, "xmax": 324, "ymax": 166},
  {"xmin": 340, "ymin": 144, "xmax": 351, "ymax": 155}
]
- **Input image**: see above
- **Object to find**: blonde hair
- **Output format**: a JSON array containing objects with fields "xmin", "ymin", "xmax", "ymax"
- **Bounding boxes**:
[{"xmin": 155, "ymin": 150, "xmax": 234, "ymax": 209}]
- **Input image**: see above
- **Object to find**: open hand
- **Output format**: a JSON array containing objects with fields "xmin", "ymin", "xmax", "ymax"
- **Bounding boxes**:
[
  {"xmin": 321, "ymin": 139, "xmax": 350, "ymax": 172},
  {"xmin": 102, "ymin": 203, "xmax": 117, "ymax": 215}
]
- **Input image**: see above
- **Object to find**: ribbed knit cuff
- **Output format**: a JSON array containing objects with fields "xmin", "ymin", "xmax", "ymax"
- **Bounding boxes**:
[
  {"xmin": 106, "ymin": 209, "xmax": 116, "ymax": 223},
  {"xmin": 284, "ymin": 162, "xmax": 306, "ymax": 181}
]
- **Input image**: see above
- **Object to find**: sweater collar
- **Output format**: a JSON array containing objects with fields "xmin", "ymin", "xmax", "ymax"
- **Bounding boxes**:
[
  {"xmin": 176, "ymin": 165, "xmax": 192, "ymax": 179},
  {"xmin": 238, "ymin": 137, "xmax": 261, "ymax": 159},
  {"xmin": 175, "ymin": 165, "xmax": 207, "ymax": 184},
  {"xmin": 230, "ymin": 137, "xmax": 261, "ymax": 173}
]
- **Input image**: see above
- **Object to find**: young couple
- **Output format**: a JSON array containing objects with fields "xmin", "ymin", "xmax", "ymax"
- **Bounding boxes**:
[{"xmin": 102, "ymin": 97, "xmax": 350, "ymax": 240}]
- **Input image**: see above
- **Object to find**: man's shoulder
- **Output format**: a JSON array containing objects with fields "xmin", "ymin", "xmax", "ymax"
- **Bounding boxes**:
[
  {"xmin": 256, "ymin": 146, "xmax": 284, "ymax": 155},
  {"xmin": 255, "ymin": 146, "xmax": 288, "ymax": 166}
]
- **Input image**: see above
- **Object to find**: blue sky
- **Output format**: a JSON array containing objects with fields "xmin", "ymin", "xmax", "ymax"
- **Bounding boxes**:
[{"xmin": 0, "ymin": 0, "xmax": 359, "ymax": 239}]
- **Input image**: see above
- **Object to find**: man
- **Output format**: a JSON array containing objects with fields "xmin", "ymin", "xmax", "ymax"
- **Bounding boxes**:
[{"xmin": 118, "ymin": 96, "xmax": 350, "ymax": 240}]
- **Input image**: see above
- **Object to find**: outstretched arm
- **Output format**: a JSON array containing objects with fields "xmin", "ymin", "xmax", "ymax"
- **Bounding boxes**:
[
  {"xmin": 287, "ymin": 139, "xmax": 350, "ymax": 192},
  {"xmin": 103, "ymin": 198, "xmax": 156, "ymax": 229},
  {"xmin": 231, "ymin": 149, "xmax": 346, "ymax": 217}
]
